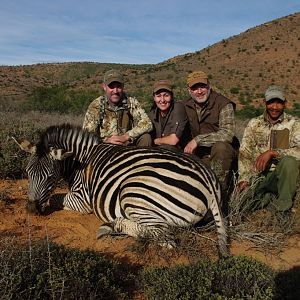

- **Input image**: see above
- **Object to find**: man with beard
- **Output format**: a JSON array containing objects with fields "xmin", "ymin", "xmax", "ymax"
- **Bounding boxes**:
[
  {"xmin": 83, "ymin": 69, "xmax": 152, "ymax": 146},
  {"xmin": 237, "ymin": 85, "xmax": 300, "ymax": 213},
  {"xmin": 182, "ymin": 71, "xmax": 238, "ymax": 205}
]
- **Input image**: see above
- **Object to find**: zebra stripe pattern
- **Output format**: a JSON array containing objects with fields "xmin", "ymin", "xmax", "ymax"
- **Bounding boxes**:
[{"xmin": 22, "ymin": 124, "xmax": 229, "ymax": 256}]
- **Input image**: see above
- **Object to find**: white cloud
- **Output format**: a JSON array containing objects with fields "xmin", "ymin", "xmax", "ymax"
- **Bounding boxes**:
[{"xmin": 0, "ymin": 0, "xmax": 299, "ymax": 65}]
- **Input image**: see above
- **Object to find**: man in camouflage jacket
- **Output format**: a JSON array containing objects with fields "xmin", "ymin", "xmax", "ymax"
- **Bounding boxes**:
[
  {"xmin": 83, "ymin": 69, "xmax": 152, "ymax": 146},
  {"xmin": 238, "ymin": 85, "xmax": 300, "ymax": 212}
]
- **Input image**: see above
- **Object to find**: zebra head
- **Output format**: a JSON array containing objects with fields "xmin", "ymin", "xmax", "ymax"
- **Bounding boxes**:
[{"xmin": 13, "ymin": 137, "xmax": 72, "ymax": 214}]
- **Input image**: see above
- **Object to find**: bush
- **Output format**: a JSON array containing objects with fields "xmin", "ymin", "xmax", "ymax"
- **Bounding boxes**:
[
  {"xmin": 0, "ymin": 239, "xmax": 135, "ymax": 300},
  {"xmin": 213, "ymin": 256, "xmax": 275, "ymax": 299},
  {"xmin": 230, "ymin": 87, "xmax": 240, "ymax": 95},
  {"xmin": 25, "ymin": 86, "xmax": 98, "ymax": 114},
  {"xmin": 141, "ymin": 256, "xmax": 276, "ymax": 299},
  {"xmin": 141, "ymin": 258, "xmax": 215, "ymax": 300}
]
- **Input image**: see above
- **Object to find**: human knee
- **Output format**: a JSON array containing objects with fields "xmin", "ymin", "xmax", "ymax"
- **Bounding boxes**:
[
  {"xmin": 211, "ymin": 142, "xmax": 235, "ymax": 163},
  {"xmin": 136, "ymin": 133, "xmax": 152, "ymax": 147},
  {"xmin": 278, "ymin": 156, "xmax": 299, "ymax": 174}
]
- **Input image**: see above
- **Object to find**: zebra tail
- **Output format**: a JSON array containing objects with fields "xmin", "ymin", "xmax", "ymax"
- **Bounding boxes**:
[{"xmin": 210, "ymin": 197, "xmax": 230, "ymax": 257}]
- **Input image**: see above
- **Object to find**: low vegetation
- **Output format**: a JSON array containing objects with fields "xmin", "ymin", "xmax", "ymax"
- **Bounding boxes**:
[
  {"xmin": 0, "ymin": 237, "xmax": 299, "ymax": 300},
  {"xmin": 0, "ymin": 238, "xmax": 135, "ymax": 300}
]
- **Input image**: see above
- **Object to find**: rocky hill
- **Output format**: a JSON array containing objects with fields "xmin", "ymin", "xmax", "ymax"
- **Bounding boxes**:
[{"xmin": 0, "ymin": 12, "xmax": 299, "ymax": 110}]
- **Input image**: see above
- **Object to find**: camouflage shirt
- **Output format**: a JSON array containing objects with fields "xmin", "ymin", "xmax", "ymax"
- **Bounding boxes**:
[
  {"xmin": 82, "ymin": 95, "xmax": 153, "ymax": 141},
  {"xmin": 238, "ymin": 111, "xmax": 300, "ymax": 182}
]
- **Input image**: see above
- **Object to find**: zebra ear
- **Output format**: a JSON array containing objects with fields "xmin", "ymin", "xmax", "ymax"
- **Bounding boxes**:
[
  {"xmin": 12, "ymin": 137, "xmax": 36, "ymax": 154},
  {"xmin": 49, "ymin": 148, "xmax": 73, "ymax": 160}
]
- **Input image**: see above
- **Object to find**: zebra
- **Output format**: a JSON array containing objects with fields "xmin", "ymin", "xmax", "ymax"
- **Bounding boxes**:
[{"xmin": 15, "ymin": 124, "xmax": 229, "ymax": 256}]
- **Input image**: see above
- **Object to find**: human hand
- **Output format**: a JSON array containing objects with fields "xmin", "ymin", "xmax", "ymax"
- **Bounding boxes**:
[
  {"xmin": 184, "ymin": 139, "xmax": 197, "ymax": 154},
  {"xmin": 255, "ymin": 150, "xmax": 278, "ymax": 172},
  {"xmin": 236, "ymin": 181, "xmax": 249, "ymax": 193},
  {"xmin": 104, "ymin": 134, "xmax": 129, "ymax": 145}
]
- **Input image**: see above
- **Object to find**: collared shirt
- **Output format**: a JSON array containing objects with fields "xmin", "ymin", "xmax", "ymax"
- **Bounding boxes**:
[
  {"xmin": 238, "ymin": 111, "xmax": 300, "ymax": 182},
  {"xmin": 82, "ymin": 95, "xmax": 153, "ymax": 141},
  {"xmin": 148, "ymin": 102, "xmax": 189, "ymax": 148},
  {"xmin": 194, "ymin": 103, "xmax": 235, "ymax": 147}
]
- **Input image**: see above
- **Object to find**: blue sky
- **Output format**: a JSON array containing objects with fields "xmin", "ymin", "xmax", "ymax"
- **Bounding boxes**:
[{"xmin": 0, "ymin": 0, "xmax": 299, "ymax": 66}]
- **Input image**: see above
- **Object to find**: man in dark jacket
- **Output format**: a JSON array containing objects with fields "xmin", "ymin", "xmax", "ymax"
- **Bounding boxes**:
[{"xmin": 182, "ymin": 71, "xmax": 238, "ymax": 203}]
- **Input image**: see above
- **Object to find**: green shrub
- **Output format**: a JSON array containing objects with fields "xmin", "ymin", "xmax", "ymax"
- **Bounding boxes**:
[
  {"xmin": 230, "ymin": 87, "xmax": 240, "ymax": 94},
  {"xmin": 141, "ymin": 256, "xmax": 276, "ymax": 299},
  {"xmin": 25, "ymin": 86, "xmax": 98, "ymax": 114},
  {"xmin": 213, "ymin": 256, "xmax": 275, "ymax": 299},
  {"xmin": 141, "ymin": 259, "xmax": 215, "ymax": 300},
  {"xmin": 0, "ymin": 239, "xmax": 135, "ymax": 300}
]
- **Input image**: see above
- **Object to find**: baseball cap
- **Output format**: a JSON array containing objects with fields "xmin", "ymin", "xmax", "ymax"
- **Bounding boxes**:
[
  {"xmin": 103, "ymin": 69, "xmax": 124, "ymax": 85},
  {"xmin": 187, "ymin": 71, "xmax": 208, "ymax": 87},
  {"xmin": 265, "ymin": 85, "xmax": 285, "ymax": 102},
  {"xmin": 153, "ymin": 80, "xmax": 173, "ymax": 94}
]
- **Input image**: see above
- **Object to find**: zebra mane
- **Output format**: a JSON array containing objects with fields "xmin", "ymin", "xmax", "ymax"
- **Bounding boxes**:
[{"xmin": 35, "ymin": 123, "xmax": 101, "ymax": 157}]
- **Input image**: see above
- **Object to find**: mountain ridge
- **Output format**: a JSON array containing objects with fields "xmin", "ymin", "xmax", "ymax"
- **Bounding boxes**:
[{"xmin": 0, "ymin": 12, "xmax": 299, "ymax": 110}]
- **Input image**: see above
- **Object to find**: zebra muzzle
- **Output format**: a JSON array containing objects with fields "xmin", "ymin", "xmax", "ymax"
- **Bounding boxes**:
[{"xmin": 26, "ymin": 201, "xmax": 43, "ymax": 215}]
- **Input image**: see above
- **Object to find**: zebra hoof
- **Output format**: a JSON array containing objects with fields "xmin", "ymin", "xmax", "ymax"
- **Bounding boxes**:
[
  {"xmin": 158, "ymin": 241, "xmax": 176, "ymax": 249},
  {"xmin": 96, "ymin": 225, "xmax": 114, "ymax": 239}
]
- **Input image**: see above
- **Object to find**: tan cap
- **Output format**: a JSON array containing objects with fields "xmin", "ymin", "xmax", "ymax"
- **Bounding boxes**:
[
  {"xmin": 153, "ymin": 80, "xmax": 172, "ymax": 94},
  {"xmin": 187, "ymin": 71, "xmax": 208, "ymax": 87},
  {"xmin": 103, "ymin": 69, "xmax": 124, "ymax": 85},
  {"xmin": 265, "ymin": 85, "xmax": 285, "ymax": 102}
]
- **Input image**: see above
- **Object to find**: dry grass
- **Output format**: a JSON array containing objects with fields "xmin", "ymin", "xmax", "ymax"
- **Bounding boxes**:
[{"xmin": 228, "ymin": 176, "xmax": 300, "ymax": 251}]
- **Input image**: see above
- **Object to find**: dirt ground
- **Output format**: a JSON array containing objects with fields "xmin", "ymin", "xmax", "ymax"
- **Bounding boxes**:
[{"xmin": 1, "ymin": 179, "xmax": 300, "ymax": 271}]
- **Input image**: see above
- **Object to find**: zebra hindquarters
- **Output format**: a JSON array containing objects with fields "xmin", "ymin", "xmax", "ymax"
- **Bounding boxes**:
[{"xmin": 116, "ymin": 179, "xmax": 208, "ymax": 243}]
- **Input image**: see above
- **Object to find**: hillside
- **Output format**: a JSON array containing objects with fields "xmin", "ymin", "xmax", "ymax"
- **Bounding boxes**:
[{"xmin": 0, "ymin": 12, "xmax": 299, "ymax": 110}]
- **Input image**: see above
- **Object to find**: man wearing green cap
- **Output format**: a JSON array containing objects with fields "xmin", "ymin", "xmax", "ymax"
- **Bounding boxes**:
[
  {"xmin": 238, "ymin": 85, "xmax": 300, "ymax": 213},
  {"xmin": 83, "ymin": 69, "xmax": 152, "ymax": 146}
]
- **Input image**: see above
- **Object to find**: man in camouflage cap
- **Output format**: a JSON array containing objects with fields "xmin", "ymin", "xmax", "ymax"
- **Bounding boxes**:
[
  {"xmin": 238, "ymin": 85, "xmax": 300, "ymax": 213},
  {"xmin": 83, "ymin": 69, "xmax": 152, "ymax": 146},
  {"xmin": 182, "ymin": 70, "xmax": 238, "ymax": 210}
]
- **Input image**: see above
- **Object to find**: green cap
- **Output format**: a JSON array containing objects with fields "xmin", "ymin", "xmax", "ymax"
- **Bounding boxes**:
[
  {"xmin": 103, "ymin": 69, "xmax": 124, "ymax": 85},
  {"xmin": 265, "ymin": 85, "xmax": 285, "ymax": 102}
]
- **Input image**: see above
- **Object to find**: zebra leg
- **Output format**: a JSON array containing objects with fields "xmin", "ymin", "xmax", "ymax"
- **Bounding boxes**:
[
  {"xmin": 62, "ymin": 192, "xmax": 93, "ymax": 214},
  {"xmin": 97, "ymin": 217, "xmax": 145, "ymax": 239},
  {"xmin": 97, "ymin": 218, "xmax": 174, "ymax": 248}
]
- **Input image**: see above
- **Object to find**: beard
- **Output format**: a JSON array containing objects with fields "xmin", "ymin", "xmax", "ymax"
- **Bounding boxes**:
[{"xmin": 190, "ymin": 89, "xmax": 211, "ymax": 104}]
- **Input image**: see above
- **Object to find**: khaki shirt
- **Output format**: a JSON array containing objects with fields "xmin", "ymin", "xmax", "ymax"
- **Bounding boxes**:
[
  {"xmin": 238, "ymin": 112, "xmax": 300, "ymax": 182},
  {"xmin": 83, "ymin": 95, "xmax": 153, "ymax": 141}
]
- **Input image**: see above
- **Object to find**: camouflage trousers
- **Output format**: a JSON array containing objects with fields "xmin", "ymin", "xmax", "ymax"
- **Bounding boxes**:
[
  {"xmin": 130, "ymin": 133, "xmax": 152, "ymax": 147},
  {"xmin": 195, "ymin": 141, "xmax": 238, "ymax": 215}
]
